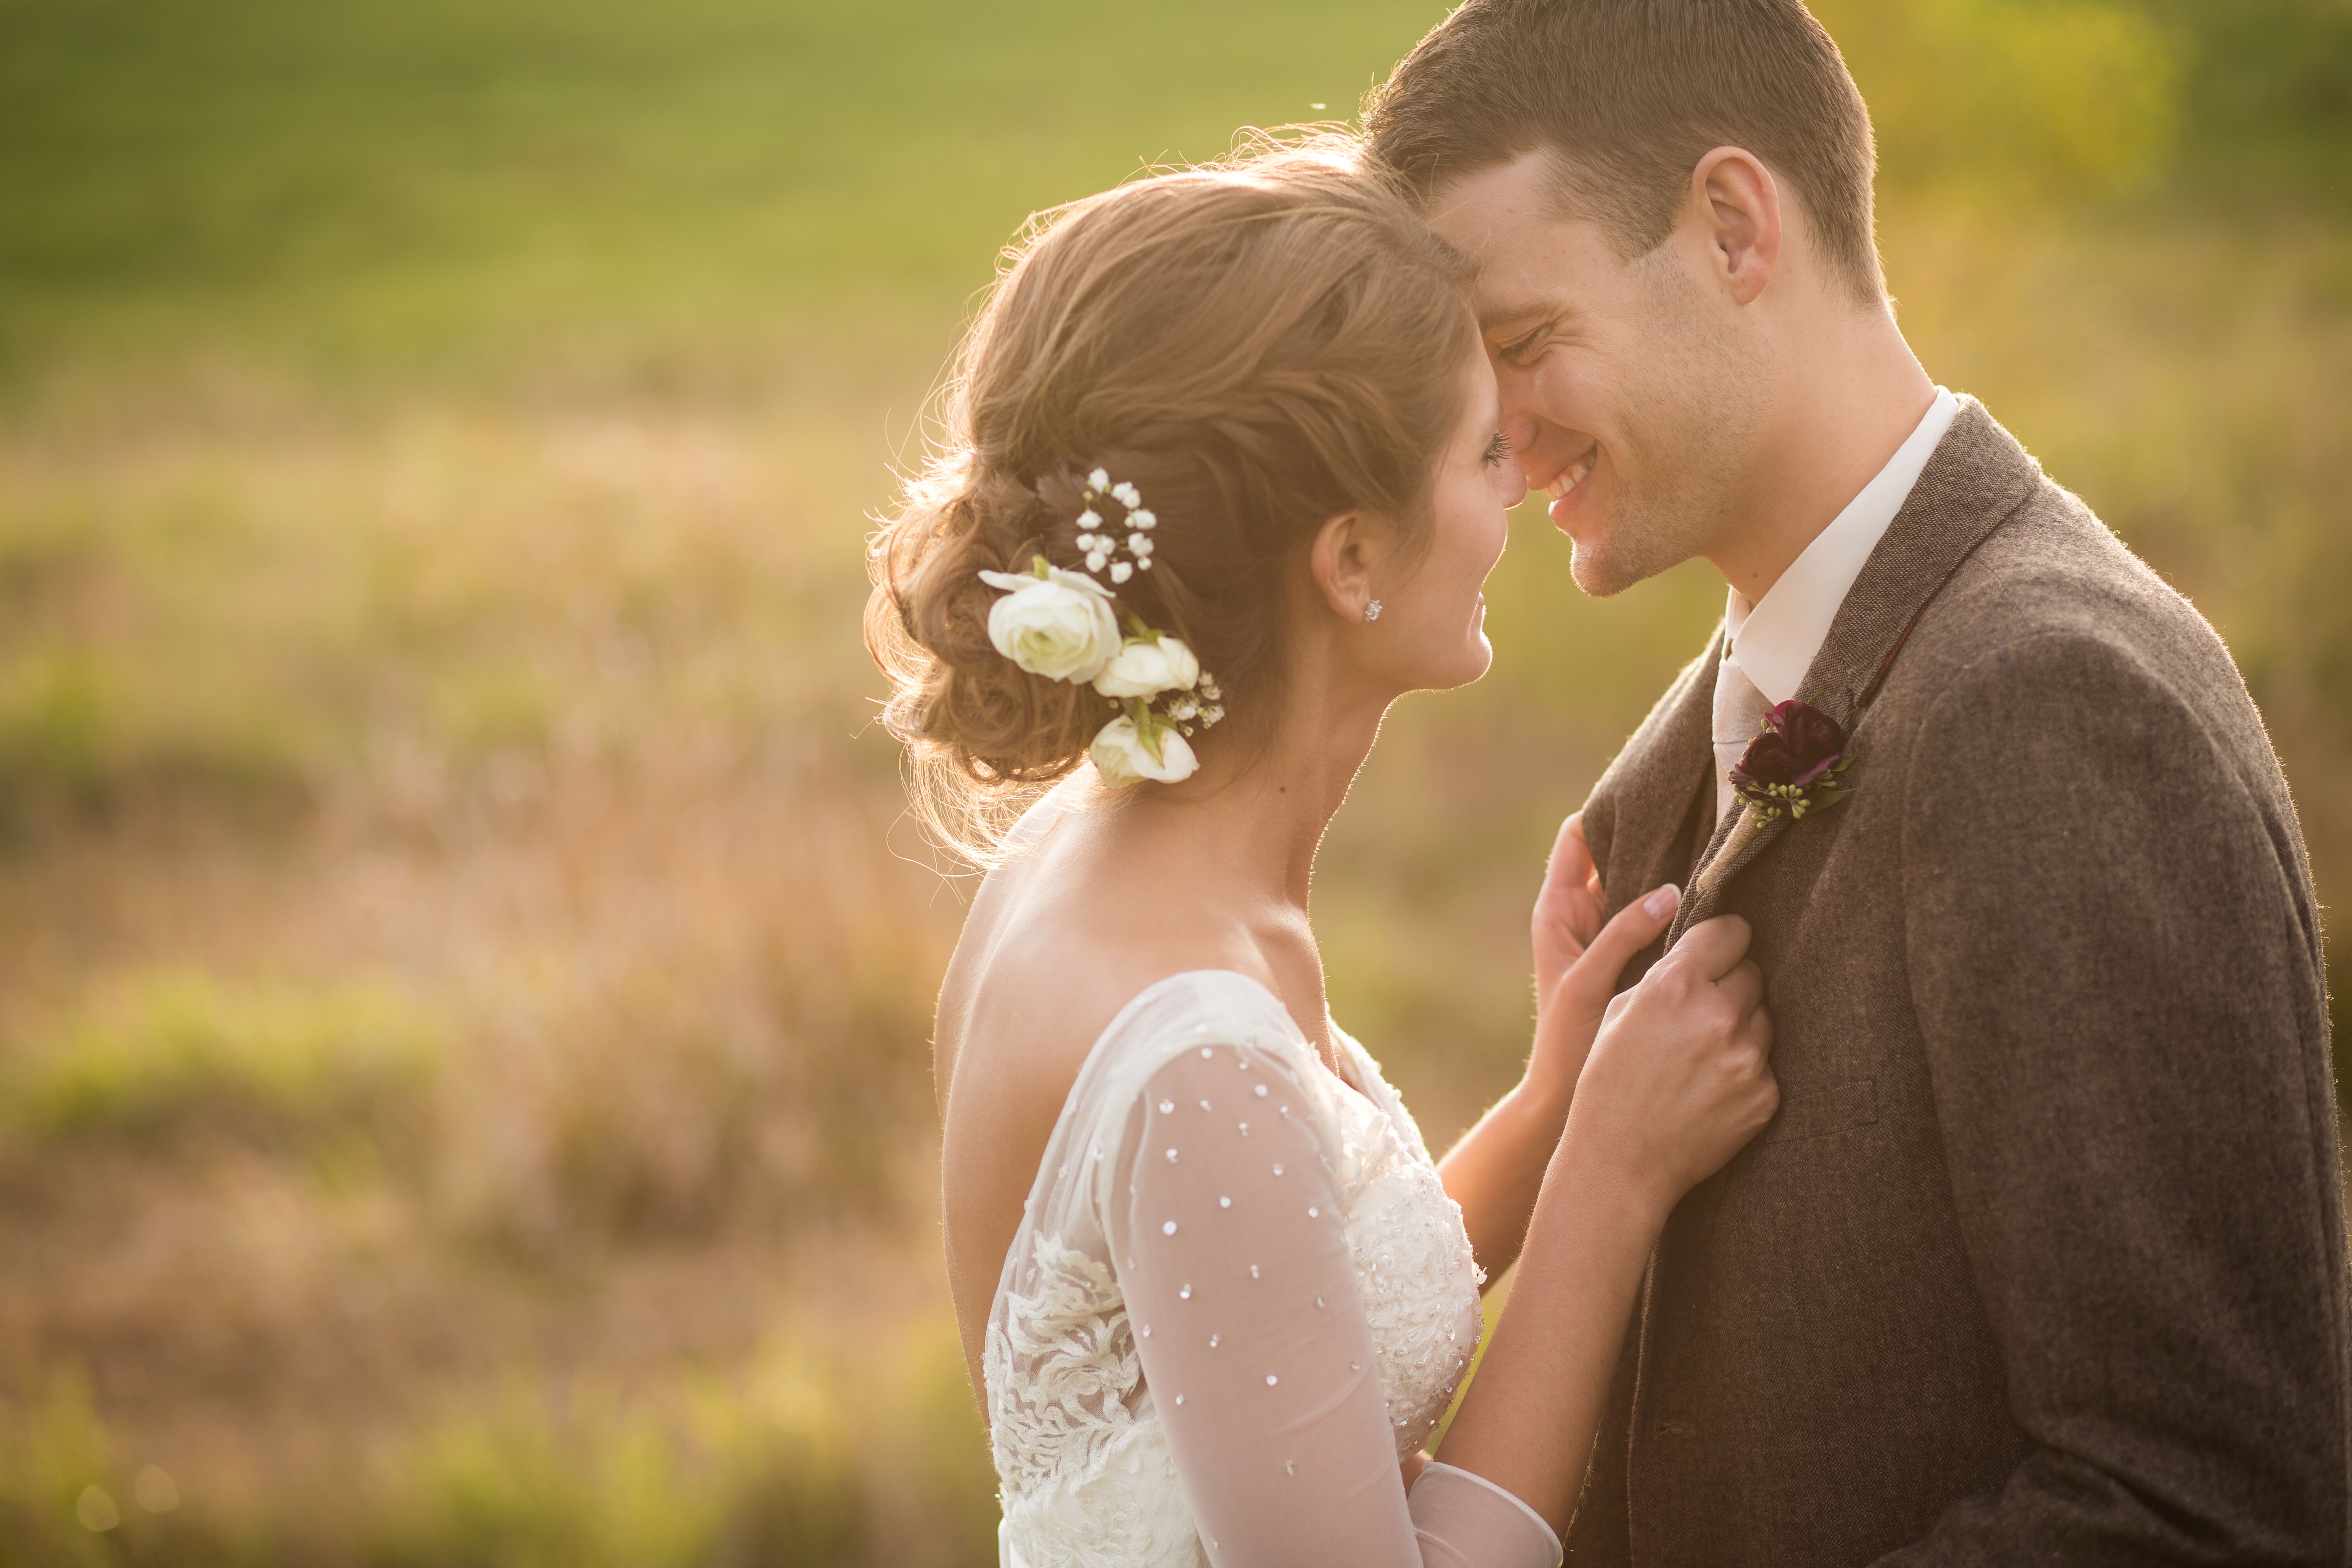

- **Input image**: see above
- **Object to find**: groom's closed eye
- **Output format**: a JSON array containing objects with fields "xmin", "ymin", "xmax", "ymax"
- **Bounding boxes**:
[{"xmin": 1495, "ymin": 327, "xmax": 1548, "ymax": 367}]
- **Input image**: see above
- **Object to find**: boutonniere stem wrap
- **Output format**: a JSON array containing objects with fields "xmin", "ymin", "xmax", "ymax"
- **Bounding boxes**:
[
  {"xmin": 976, "ymin": 472, "xmax": 1224, "ymax": 787},
  {"xmin": 1729, "ymin": 699, "xmax": 1856, "ymax": 822}
]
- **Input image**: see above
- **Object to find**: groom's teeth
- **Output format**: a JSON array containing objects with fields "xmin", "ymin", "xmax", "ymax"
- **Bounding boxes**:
[{"xmin": 1547, "ymin": 456, "xmax": 1595, "ymax": 501}]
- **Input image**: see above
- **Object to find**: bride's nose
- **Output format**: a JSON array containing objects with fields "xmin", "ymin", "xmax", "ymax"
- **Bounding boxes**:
[
  {"xmin": 1501, "ymin": 406, "xmax": 1545, "ymax": 471},
  {"xmin": 1495, "ymin": 455, "xmax": 1530, "ymax": 507}
]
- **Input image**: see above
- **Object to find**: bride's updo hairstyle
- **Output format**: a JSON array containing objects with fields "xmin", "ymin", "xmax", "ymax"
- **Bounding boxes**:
[{"xmin": 866, "ymin": 138, "xmax": 1475, "ymax": 858}]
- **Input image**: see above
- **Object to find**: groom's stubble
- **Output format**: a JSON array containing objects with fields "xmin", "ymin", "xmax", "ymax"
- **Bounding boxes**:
[{"xmin": 1566, "ymin": 244, "xmax": 1768, "ymax": 600}]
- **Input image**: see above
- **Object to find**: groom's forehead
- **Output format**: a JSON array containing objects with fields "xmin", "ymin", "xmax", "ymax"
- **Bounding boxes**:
[
  {"xmin": 1423, "ymin": 155, "xmax": 1554, "ymax": 254},
  {"xmin": 1425, "ymin": 156, "xmax": 1620, "ymax": 321}
]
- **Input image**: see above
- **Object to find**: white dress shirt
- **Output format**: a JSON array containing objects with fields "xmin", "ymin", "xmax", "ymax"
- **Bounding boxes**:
[
  {"xmin": 1712, "ymin": 387, "xmax": 1959, "ymax": 821},
  {"xmin": 1724, "ymin": 386, "xmax": 1961, "ymax": 702}
]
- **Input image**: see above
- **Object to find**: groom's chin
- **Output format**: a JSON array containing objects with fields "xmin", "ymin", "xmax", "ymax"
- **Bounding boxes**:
[
  {"xmin": 1568, "ymin": 540, "xmax": 1645, "ymax": 599},
  {"xmin": 1566, "ymin": 515, "xmax": 1687, "ymax": 599}
]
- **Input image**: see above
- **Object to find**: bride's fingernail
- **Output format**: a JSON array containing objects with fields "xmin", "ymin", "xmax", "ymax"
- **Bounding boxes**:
[{"xmin": 1644, "ymin": 886, "xmax": 1680, "ymax": 920}]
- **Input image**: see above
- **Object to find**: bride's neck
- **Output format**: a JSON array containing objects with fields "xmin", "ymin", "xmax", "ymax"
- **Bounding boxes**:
[{"xmin": 1112, "ymin": 651, "xmax": 1392, "ymax": 914}]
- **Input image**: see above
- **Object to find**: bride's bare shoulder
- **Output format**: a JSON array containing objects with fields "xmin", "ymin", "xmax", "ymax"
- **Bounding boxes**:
[
  {"xmin": 936, "ymin": 805, "xmax": 1266, "ymax": 1127},
  {"xmin": 946, "ymin": 903, "xmax": 1261, "ymax": 1116}
]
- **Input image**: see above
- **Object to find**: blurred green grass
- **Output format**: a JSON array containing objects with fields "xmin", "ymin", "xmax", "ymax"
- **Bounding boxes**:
[
  {"xmin": 9, "ymin": 0, "xmax": 2332, "ymax": 378},
  {"xmin": 6, "ymin": 969, "xmax": 442, "ymax": 1143},
  {"xmin": 0, "ymin": 0, "xmax": 2345, "ymax": 1561},
  {"xmin": 0, "ymin": 0, "xmax": 1458, "ymax": 380}
]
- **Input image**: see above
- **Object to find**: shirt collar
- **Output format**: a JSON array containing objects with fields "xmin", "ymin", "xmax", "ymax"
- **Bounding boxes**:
[{"xmin": 1726, "ymin": 386, "xmax": 1960, "ymax": 703}]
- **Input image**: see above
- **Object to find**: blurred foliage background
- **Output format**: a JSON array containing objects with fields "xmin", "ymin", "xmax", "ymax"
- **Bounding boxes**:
[{"xmin": 0, "ymin": 0, "xmax": 2345, "ymax": 1561}]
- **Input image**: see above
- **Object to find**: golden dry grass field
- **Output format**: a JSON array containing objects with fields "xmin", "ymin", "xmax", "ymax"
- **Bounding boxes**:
[{"xmin": 0, "ymin": 0, "xmax": 2347, "ymax": 1561}]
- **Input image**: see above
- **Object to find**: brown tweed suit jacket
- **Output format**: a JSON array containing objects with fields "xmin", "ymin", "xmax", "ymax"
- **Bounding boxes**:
[{"xmin": 1567, "ymin": 400, "xmax": 2349, "ymax": 1565}]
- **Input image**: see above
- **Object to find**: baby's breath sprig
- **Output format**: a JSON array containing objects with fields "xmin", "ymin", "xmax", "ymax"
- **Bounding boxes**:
[{"xmin": 1072, "ymin": 467, "xmax": 1157, "ymax": 585}]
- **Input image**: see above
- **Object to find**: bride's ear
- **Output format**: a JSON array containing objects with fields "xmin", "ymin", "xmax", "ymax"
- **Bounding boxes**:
[{"xmin": 1307, "ymin": 510, "xmax": 1379, "ymax": 624}]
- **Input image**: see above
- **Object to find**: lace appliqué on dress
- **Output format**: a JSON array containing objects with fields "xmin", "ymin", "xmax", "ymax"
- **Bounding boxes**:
[{"xmin": 987, "ymin": 1238, "xmax": 1140, "ymax": 1497}]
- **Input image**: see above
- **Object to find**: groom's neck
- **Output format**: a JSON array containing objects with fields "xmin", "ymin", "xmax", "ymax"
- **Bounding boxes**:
[{"xmin": 1705, "ymin": 307, "xmax": 1936, "ymax": 604}]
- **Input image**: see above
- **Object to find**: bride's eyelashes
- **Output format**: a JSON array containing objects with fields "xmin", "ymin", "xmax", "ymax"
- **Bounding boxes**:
[{"xmin": 1485, "ymin": 430, "xmax": 1514, "ymax": 467}]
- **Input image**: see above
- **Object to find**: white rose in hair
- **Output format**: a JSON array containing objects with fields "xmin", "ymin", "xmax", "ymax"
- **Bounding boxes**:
[
  {"xmin": 978, "ymin": 567, "xmax": 1122, "ymax": 684},
  {"xmin": 1091, "ymin": 636, "xmax": 1201, "ymax": 699},
  {"xmin": 1091, "ymin": 715, "xmax": 1198, "ymax": 786}
]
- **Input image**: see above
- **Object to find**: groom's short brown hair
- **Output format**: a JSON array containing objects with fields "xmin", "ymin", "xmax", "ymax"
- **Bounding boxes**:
[{"xmin": 1362, "ymin": 0, "xmax": 1883, "ymax": 302}]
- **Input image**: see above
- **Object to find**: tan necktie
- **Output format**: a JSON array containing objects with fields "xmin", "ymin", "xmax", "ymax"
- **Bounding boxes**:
[{"xmin": 1712, "ymin": 653, "xmax": 1773, "ymax": 827}]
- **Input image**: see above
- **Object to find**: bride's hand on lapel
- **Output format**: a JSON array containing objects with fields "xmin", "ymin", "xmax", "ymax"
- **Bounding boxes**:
[
  {"xmin": 1436, "ymin": 814, "xmax": 1687, "ymax": 1281},
  {"xmin": 1525, "ymin": 812, "xmax": 1681, "ymax": 1109},
  {"xmin": 1531, "ymin": 813, "xmax": 1608, "ymax": 997},
  {"xmin": 1437, "ymin": 815, "xmax": 1735, "ymax": 1284},
  {"xmin": 1569, "ymin": 914, "xmax": 1779, "ymax": 1206}
]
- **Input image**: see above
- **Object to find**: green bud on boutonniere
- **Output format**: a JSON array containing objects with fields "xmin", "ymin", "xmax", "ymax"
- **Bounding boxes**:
[{"xmin": 1730, "ymin": 699, "xmax": 1856, "ymax": 822}]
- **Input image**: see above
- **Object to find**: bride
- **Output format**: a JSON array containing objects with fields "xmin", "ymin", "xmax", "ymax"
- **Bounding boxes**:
[{"xmin": 866, "ymin": 140, "xmax": 1777, "ymax": 1568}]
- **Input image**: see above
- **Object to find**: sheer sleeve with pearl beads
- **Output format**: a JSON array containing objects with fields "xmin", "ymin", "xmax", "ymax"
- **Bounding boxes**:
[{"xmin": 1105, "ymin": 1040, "xmax": 1560, "ymax": 1568}]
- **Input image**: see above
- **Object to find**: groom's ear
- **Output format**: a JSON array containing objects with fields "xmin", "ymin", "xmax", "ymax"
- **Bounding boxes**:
[
  {"xmin": 1306, "ymin": 510, "xmax": 1377, "ymax": 624},
  {"xmin": 1690, "ymin": 147, "xmax": 1782, "ymax": 308}
]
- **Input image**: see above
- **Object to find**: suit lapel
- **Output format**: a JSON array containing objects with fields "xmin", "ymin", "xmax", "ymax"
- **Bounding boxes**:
[
  {"xmin": 1583, "ymin": 628, "xmax": 1720, "ymax": 919},
  {"xmin": 1662, "ymin": 399, "xmax": 2043, "ymax": 947},
  {"xmin": 1785, "ymin": 399, "xmax": 2038, "ymax": 722},
  {"xmin": 1668, "ymin": 797, "xmax": 1778, "ymax": 946}
]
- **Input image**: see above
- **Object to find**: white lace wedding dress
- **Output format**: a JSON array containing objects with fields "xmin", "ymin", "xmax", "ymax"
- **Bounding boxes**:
[{"xmin": 985, "ymin": 968, "xmax": 1563, "ymax": 1567}]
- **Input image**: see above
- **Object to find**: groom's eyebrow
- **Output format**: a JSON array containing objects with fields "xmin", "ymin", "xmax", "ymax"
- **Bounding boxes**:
[{"xmin": 1476, "ymin": 296, "xmax": 1564, "ymax": 334}]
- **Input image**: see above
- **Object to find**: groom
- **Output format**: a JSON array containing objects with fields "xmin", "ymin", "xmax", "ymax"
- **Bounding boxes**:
[{"xmin": 1368, "ymin": 2, "xmax": 2348, "ymax": 1563}]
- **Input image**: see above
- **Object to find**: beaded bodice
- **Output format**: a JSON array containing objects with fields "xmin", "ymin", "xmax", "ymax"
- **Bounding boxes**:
[{"xmin": 983, "ymin": 971, "xmax": 1484, "ymax": 1568}]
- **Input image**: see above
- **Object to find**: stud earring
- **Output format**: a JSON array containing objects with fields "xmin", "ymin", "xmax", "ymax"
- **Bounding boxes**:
[{"xmin": 1363, "ymin": 599, "xmax": 1383, "ymax": 623}]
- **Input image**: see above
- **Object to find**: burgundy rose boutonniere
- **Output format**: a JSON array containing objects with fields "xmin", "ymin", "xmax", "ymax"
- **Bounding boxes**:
[{"xmin": 1729, "ymin": 699, "xmax": 1856, "ymax": 822}]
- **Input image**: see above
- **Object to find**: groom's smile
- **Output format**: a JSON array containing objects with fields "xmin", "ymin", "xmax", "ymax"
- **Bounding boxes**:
[{"xmin": 1544, "ymin": 443, "xmax": 1599, "ymax": 526}]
